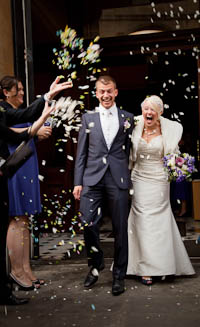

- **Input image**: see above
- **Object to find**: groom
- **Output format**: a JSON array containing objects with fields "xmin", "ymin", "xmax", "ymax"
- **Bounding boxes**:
[{"xmin": 73, "ymin": 75, "xmax": 134, "ymax": 295}]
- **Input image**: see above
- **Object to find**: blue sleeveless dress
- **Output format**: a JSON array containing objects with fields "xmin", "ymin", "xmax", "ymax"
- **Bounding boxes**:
[{"xmin": 8, "ymin": 123, "xmax": 41, "ymax": 216}]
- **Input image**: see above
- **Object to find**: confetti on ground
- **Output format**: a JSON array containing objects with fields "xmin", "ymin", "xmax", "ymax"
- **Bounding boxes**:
[{"xmin": 91, "ymin": 304, "xmax": 96, "ymax": 310}]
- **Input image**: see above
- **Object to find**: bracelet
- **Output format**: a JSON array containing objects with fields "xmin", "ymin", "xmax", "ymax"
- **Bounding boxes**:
[
  {"xmin": 44, "ymin": 93, "xmax": 51, "ymax": 102},
  {"xmin": 28, "ymin": 125, "xmax": 32, "ymax": 136}
]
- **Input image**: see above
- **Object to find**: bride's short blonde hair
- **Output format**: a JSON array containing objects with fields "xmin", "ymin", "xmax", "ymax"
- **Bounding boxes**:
[{"xmin": 141, "ymin": 95, "xmax": 164, "ymax": 116}]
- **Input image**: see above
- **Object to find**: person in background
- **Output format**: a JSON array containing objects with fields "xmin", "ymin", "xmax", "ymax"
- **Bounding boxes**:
[
  {"xmin": 0, "ymin": 76, "xmax": 72, "ymax": 305},
  {"xmin": 0, "ymin": 75, "xmax": 52, "ymax": 290},
  {"xmin": 171, "ymin": 133, "xmax": 193, "ymax": 217}
]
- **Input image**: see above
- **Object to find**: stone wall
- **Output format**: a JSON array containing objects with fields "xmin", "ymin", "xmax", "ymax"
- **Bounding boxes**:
[
  {"xmin": 0, "ymin": 0, "xmax": 14, "ymax": 79},
  {"xmin": 99, "ymin": 0, "xmax": 200, "ymax": 38}
]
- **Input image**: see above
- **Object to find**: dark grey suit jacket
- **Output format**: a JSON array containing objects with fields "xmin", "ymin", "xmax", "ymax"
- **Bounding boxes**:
[{"xmin": 74, "ymin": 108, "xmax": 134, "ymax": 189}]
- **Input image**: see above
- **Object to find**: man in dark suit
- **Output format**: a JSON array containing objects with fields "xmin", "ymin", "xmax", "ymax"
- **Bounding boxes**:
[{"xmin": 73, "ymin": 75, "xmax": 134, "ymax": 295}]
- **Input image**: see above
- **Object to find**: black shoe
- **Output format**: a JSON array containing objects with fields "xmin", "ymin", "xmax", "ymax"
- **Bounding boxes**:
[
  {"xmin": 10, "ymin": 273, "xmax": 34, "ymax": 291},
  {"xmin": 32, "ymin": 279, "xmax": 45, "ymax": 285},
  {"xmin": 99, "ymin": 262, "xmax": 105, "ymax": 271},
  {"xmin": 112, "ymin": 279, "xmax": 125, "ymax": 296},
  {"xmin": 0, "ymin": 293, "xmax": 29, "ymax": 305},
  {"xmin": 84, "ymin": 270, "xmax": 98, "ymax": 288}
]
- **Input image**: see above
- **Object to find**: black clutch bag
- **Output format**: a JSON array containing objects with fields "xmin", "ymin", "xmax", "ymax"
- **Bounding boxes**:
[{"xmin": 0, "ymin": 140, "xmax": 33, "ymax": 178}]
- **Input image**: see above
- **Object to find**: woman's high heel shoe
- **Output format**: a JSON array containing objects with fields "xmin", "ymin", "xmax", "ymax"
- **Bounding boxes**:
[
  {"xmin": 32, "ymin": 279, "xmax": 45, "ymax": 286},
  {"xmin": 141, "ymin": 277, "xmax": 153, "ymax": 286},
  {"xmin": 9, "ymin": 273, "xmax": 35, "ymax": 291}
]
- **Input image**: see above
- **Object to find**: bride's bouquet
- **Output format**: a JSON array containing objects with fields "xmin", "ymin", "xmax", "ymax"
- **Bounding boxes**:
[{"xmin": 162, "ymin": 152, "xmax": 197, "ymax": 182}]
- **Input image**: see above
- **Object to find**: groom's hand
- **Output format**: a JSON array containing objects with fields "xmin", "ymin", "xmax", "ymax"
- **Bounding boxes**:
[{"xmin": 73, "ymin": 185, "xmax": 83, "ymax": 200}]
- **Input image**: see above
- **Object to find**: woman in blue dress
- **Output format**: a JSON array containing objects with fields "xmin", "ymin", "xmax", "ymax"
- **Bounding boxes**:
[
  {"xmin": 0, "ymin": 75, "xmax": 72, "ymax": 302},
  {"xmin": 8, "ymin": 123, "xmax": 42, "ymax": 217},
  {"xmin": 1, "ymin": 76, "xmax": 52, "ymax": 289}
]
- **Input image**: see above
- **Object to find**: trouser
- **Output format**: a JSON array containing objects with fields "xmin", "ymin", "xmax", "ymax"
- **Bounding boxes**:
[{"xmin": 80, "ymin": 169, "xmax": 129, "ymax": 280}]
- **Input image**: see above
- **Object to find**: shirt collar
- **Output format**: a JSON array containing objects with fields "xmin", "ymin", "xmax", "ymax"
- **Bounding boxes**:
[{"xmin": 98, "ymin": 103, "xmax": 117, "ymax": 115}]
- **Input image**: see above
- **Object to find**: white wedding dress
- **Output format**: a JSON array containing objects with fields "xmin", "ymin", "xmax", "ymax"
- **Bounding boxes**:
[{"xmin": 127, "ymin": 135, "xmax": 195, "ymax": 276}]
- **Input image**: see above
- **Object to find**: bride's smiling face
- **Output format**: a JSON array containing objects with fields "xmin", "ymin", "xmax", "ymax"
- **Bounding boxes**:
[{"xmin": 142, "ymin": 103, "xmax": 159, "ymax": 127}]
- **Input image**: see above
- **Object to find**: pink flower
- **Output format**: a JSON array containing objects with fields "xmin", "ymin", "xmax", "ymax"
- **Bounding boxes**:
[
  {"xmin": 124, "ymin": 119, "xmax": 131, "ymax": 131},
  {"xmin": 175, "ymin": 156, "xmax": 184, "ymax": 167}
]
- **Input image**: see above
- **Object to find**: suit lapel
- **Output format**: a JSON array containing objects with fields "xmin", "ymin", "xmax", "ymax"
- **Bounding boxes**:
[
  {"xmin": 109, "ymin": 108, "xmax": 124, "ymax": 149},
  {"xmin": 94, "ymin": 112, "xmax": 108, "ymax": 148},
  {"xmin": 118, "ymin": 108, "xmax": 125, "ymax": 133}
]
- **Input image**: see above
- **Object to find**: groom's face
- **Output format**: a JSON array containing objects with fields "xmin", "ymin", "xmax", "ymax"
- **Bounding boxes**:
[{"xmin": 96, "ymin": 81, "xmax": 118, "ymax": 109}]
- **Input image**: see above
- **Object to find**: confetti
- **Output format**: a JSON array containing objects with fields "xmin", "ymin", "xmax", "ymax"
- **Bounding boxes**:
[
  {"xmin": 91, "ymin": 304, "xmax": 96, "ymax": 310},
  {"xmin": 67, "ymin": 155, "xmax": 74, "ymax": 161},
  {"xmin": 38, "ymin": 174, "xmax": 44, "ymax": 182},
  {"xmin": 91, "ymin": 246, "xmax": 99, "ymax": 252},
  {"xmin": 88, "ymin": 122, "xmax": 95, "ymax": 128}
]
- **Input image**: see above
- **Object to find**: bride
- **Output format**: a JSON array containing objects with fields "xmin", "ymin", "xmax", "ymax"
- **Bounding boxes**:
[{"xmin": 127, "ymin": 95, "xmax": 195, "ymax": 285}]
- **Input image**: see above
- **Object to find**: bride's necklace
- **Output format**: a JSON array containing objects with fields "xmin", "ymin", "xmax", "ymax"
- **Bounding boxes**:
[{"xmin": 144, "ymin": 127, "xmax": 157, "ymax": 136}]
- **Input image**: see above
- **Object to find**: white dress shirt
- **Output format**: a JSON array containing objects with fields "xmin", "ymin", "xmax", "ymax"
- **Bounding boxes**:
[{"xmin": 97, "ymin": 103, "xmax": 119, "ymax": 150}]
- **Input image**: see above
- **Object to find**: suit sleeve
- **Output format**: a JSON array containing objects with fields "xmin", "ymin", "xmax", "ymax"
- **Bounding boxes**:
[
  {"xmin": 5, "ymin": 96, "xmax": 45, "ymax": 126},
  {"xmin": 74, "ymin": 115, "xmax": 89, "ymax": 186}
]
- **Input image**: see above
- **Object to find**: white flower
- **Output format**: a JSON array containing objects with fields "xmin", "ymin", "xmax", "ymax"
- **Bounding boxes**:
[
  {"xmin": 168, "ymin": 157, "xmax": 175, "ymax": 167},
  {"xmin": 182, "ymin": 164, "xmax": 188, "ymax": 172}
]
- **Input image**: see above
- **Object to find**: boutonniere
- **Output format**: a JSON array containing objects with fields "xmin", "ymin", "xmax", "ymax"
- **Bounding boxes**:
[
  {"xmin": 124, "ymin": 117, "xmax": 131, "ymax": 131},
  {"xmin": 0, "ymin": 106, "xmax": 6, "ymax": 113}
]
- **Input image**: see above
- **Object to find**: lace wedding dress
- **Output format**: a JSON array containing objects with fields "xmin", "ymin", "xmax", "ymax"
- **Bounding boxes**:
[{"xmin": 127, "ymin": 135, "xmax": 195, "ymax": 276}]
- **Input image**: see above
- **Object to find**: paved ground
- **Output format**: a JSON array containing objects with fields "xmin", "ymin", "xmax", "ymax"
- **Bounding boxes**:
[
  {"xmin": 1, "ymin": 218, "xmax": 200, "ymax": 327},
  {"xmin": 35, "ymin": 216, "xmax": 200, "ymax": 261},
  {"xmin": 0, "ymin": 256, "xmax": 200, "ymax": 327}
]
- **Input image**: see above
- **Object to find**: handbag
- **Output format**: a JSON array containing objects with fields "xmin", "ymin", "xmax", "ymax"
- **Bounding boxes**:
[{"xmin": 0, "ymin": 140, "xmax": 33, "ymax": 178}]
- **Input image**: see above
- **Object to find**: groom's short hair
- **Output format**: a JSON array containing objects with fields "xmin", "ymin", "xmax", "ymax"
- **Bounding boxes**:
[{"xmin": 96, "ymin": 75, "xmax": 117, "ymax": 89}]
